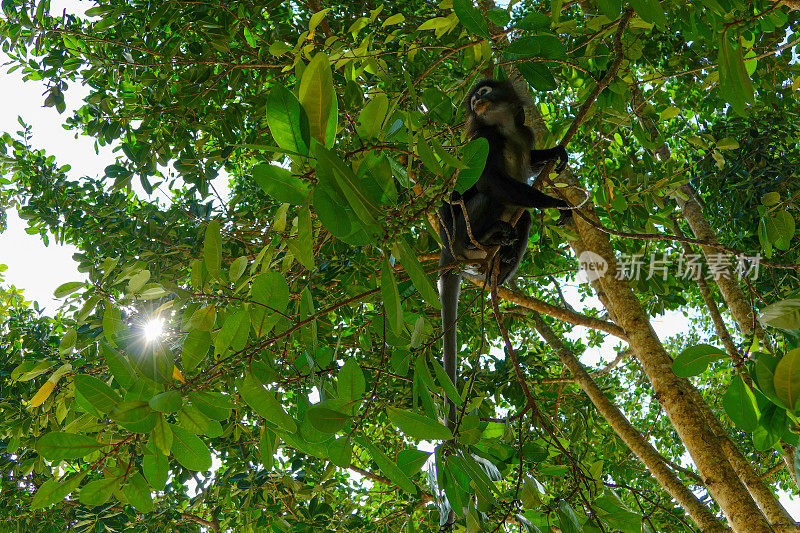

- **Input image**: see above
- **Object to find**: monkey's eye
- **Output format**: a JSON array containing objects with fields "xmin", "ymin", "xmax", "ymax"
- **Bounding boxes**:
[{"xmin": 476, "ymin": 86, "xmax": 492, "ymax": 97}]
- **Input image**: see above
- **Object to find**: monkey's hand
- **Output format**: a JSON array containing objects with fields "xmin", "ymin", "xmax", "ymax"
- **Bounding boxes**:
[
  {"xmin": 554, "ymin": 146, "xmax": 568, "ymax": 173},
  {"xmin": 481, "ymin": 221, "xmax": 516, "ymax": 247}
]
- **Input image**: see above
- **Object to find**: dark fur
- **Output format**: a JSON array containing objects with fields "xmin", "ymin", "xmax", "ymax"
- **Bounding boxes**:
[{"xmin": 438, "ymin": 79, "xmax": 570, "ymax": 428}]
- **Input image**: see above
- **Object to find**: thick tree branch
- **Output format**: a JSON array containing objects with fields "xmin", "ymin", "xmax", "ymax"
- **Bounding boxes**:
[
  {"xmin": 464, "ymin": 273, "xmax": 627, "ymax": 340},
  {"xmin": 530, "ymin": 312, "xmax": 725, "ymax": 532}
]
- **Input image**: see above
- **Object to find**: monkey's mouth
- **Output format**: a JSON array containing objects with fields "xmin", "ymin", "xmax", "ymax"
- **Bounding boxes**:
[{"xmin": 473, "ymin": 99, "xmax": 490, "ymax": 115}]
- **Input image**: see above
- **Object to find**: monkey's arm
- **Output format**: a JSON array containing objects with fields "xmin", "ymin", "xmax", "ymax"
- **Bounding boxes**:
[
  {"xmin": 530, "ymin": 146, "xmax": 568, "ymax": 173},
  {"xmin": 486, "ymin": 170, "xmax": 570, "ymax": 210}
]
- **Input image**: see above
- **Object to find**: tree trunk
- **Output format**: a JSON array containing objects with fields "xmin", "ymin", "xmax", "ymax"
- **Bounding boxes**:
[
  {"xmin": 530, "ymin": 313, "xmax": 727, "ymax": 532},
  {"xmin": 561, "ymin": 181, "xmax": 772, "ymax": 532},
  {"xmin": 677, "ymin": 184, "xmax": 772, "ymax": 351}
]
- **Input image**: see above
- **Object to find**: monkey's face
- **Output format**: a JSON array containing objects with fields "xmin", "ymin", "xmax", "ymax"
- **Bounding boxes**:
[{"xmin": 469, "ymin": 83, "xmax": 519, "ymax": 128}]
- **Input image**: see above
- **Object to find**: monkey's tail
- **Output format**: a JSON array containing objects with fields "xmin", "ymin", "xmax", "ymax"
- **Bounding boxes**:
[{"xmin": 439, "ymin": 268, "xmax": 462, "ymax": 430}]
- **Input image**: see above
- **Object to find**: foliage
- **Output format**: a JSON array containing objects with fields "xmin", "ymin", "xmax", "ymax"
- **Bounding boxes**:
[{"xmin": 0, "ymin": 0, "xmax": 799, "ymax": 531}]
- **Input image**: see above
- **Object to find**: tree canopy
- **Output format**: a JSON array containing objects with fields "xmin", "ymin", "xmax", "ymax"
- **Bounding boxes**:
[{"xmin": 1, "ymin": 0, "xmax": 800, "ymax": 531}]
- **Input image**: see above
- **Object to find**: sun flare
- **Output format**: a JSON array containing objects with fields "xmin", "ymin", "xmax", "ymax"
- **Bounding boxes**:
[{"xmin": 142, "ymin": 318, "xmax": 165, "ymax": 343}]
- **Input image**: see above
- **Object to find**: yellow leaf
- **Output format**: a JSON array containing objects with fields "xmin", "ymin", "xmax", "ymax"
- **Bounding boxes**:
[
  {"xmin": 30, "ymin": 381, "xmax": 55, "ymax": 407},
  {"xmin": 173, "ymin": 366, "xmax": 186, "ymax": 383}
]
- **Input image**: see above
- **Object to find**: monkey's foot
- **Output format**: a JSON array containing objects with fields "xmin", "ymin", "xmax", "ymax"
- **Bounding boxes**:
[
  {"xmin": 481, "ymin": 221, "xmax": 516, "ymax": 247},
  {"xmin": 556, "ymin": 210, "xmax": 573, "ymax": 227}
]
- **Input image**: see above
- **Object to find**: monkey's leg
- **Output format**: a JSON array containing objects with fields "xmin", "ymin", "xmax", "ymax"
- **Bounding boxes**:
[{"xmin": 496, "ymin": 211, "xmax": 532, "ymax": 285}]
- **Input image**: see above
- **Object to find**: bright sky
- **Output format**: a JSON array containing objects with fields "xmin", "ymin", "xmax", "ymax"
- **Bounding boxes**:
[
  {"xmin": 0, "ymin": 0, "xmax": 798, "ymax": 521},
  {"xmin": 0, "ymin": 41, "xmax": 109, "ymax": 311}
]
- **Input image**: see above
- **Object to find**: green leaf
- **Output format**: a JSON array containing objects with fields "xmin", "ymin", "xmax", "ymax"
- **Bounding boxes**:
[
  {"xmin": 103, "ymin": 302, "xmax": 124, "ymax": 344},
  {"xmin": 253, "ymin": 164, "xmax": 309, "ymax": 205},
  {"xmin": 188, "ymin": 304, "xmax": 216, "ymax": 331},
  {"xmin": 169, "ymin": 423, "xmax": 212, "ymax": 471},
  {"xmin": 299, "ymin": 53, "xmax": 334, "ymax": 146},
  {"xmin": 416, "ymin": 134, "xmax": 442, "ymax": 176},
  {"xmin": 756, "ymin": 403, "xmax": 787, "ymax": 451},
  {"xmin": 182, "ymin": 329, "xmax": 211, "ymax": 371},
  {"xmin": 429, "ymin": 137, "xmax": 465, "ymax": 169},
  {"xmin": 597, "ymin": 0, "xmax": 621, "ymax": 18},
  {"xmin": 628, "ymin": 0, "xmax": 666, "ymax": 28},
  {"xmin": 180, "ymin": 404, "xmax": 211, "ymax": 434},
  {"xmin": 392, "ymin": 238, "xmax": 440, "ymax": 309},
  {"xmin": 123, "ymin": 473, "xmax": 153, "ymax": 513},
  {"xmin": 327, "ymin": 437, "xmax": 353, "ymax": 468},
  {"xmin": 288, "ymin": 206, "xmax": 315, "ymax": 270},
  {"xmin": 557, "ymin": 501, "xmax": 582, "ymax": 533},
  {"xmin": 761, "ymin": 191, "xmax": 781, "ymax": 206},
  {"xmin": 774, "ymin": 348, "xmax": 800, "ymax": 412},
  {"xmin": 455, "ymin": 138, "xmax": 488, "ymax": 193},
  {"xmin": 396, "ymin": 448, "xmax": 431, "ymax": 476},
  {"xmin": 381, "ymin": 258, "xmax": 403, "ymax": 334},
  {"xmin": 79, "ymin": 477, "xmax": 119, "ymax": 506},
  {"xmin": 153, "ymin": 414, "xmax": 173, "ymax": 455},
  {"xmin": 338, "ymin": 358, "xmax": 366, "ymax": 401},
  {"xmin": 723, "ymin": 375, "xmax": 759, "ymax": 431},
  {"xmin": 144, "ymin": 444, "xmax": 169, "ymax": 490},
  {"xmin": 753, "ymin": 353, "xmax": 781, "ymax": 405},
  {"xmin": 312, "ymin": 178, "xmax": 368, "ymax": 245},
  {"xmin": 237, "ymin": 373, "xmax": 297, "ymax": 432},
  {"xmin": 387, "ymin": 407, "xmax": 452, "ymax": 440},
  {"xmin": 718, "ymin": 33, "xmax": 753, "ymax": 116},
  {"xmin": 260, "ymin": 428, "xmax": 278, "ymax": 469},
  {"xmin": 448, "ymin": 454, "xmax": 498, "ymax": 505},
  {"xmin": 204, "ymin": 221, "xmax": 222, "ymax": 280},
  {"xmin": 452, "ymin": 0, "xmax": 488, "ymax": 37},
  {"xmin": 229, "ymin": 256, "xmax": 248, "ymax": 282},
  {"xmin": 773, "ymin": 211, "xmax": 795, "ymax": 250},
  {"xmin": 358, "ymin": 437, "xmax": 417, "ymax": 493},
  {"xmin": 383, "ymin": 13, "xmax": 405, "ymax": 26},
  {"xmin": 671, "ymin": 344, "xmax": 727, "ymax": 377},
  {"xmin": 112, "ymin": 400, "xmax": 157, "ymax": 433},
  {"xmin": 430, "ymin": 356, "xmax": 463, "ymax": 406},
  {"xmin": 127, "ymin": 269, "xmax": 150, "ymax": 293},
  {"xmin": 189, "ymin": 391, "xmax": 233, "ymax": 421},
  {"xmin": 53, "ymin": 281, "xmax": 86, "ymax": 298},
  {"xmin": 307, "ymin": 406, "xmax": 351, "ymax": 433},
  {"xmin": 149, "ymin": 390, "xmax": 183, "ymax": 413},
  {"xmin": 516, "ymin": 62, "xmax": 557, "ymax": 92},
  {"xmin": 129, "ymin": 344, "xmax": 174, "ymax": 384},
  {"xmin": 357, "ymin": 93, "xmax": 389, "ymax": 139},
  {"xmin": 215, "ymin": 309, "xmax": 250, "ymax": 355},
  {"xmin": 73, "ymin": 374, "xmax": 121, "ymax": 414},
  {"xmin": 102, "ymin": 342, "xmax": 135, "ymax": 389},
  {"xmin": 442, "ymin": 457, "xmax": 467, "ymax": 516},
  {"xmin": 315, "ymin": 146, "xmax": 380, "ymax": 230},
  {"xmin": 759, "ymin": 298, "xmax": 800, "ymax": 331},
  {"xmin": 250, "ymin": 271, "xmax": 290, "ymax": 337},
  {"xmin": 31, "ymin": 478, "xmax": 61, "ymax": 510},
  {"xmin": 37, "ymin": 432, "xmax": 103, "ymax": 461},
  {"xmin": 716, "ymin": 137, "xmax": 740, "ymax": 151},
  {"xmin": 31, "ymin": 472, "xmax": 86, "ymax": 509},
  {"xmin": 266, "ymin": 84, "xmax": 310, "ymax": 156},
  {"xmin": 486, "ymin": 8, "xmax": 510, "ymax": 26}
]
